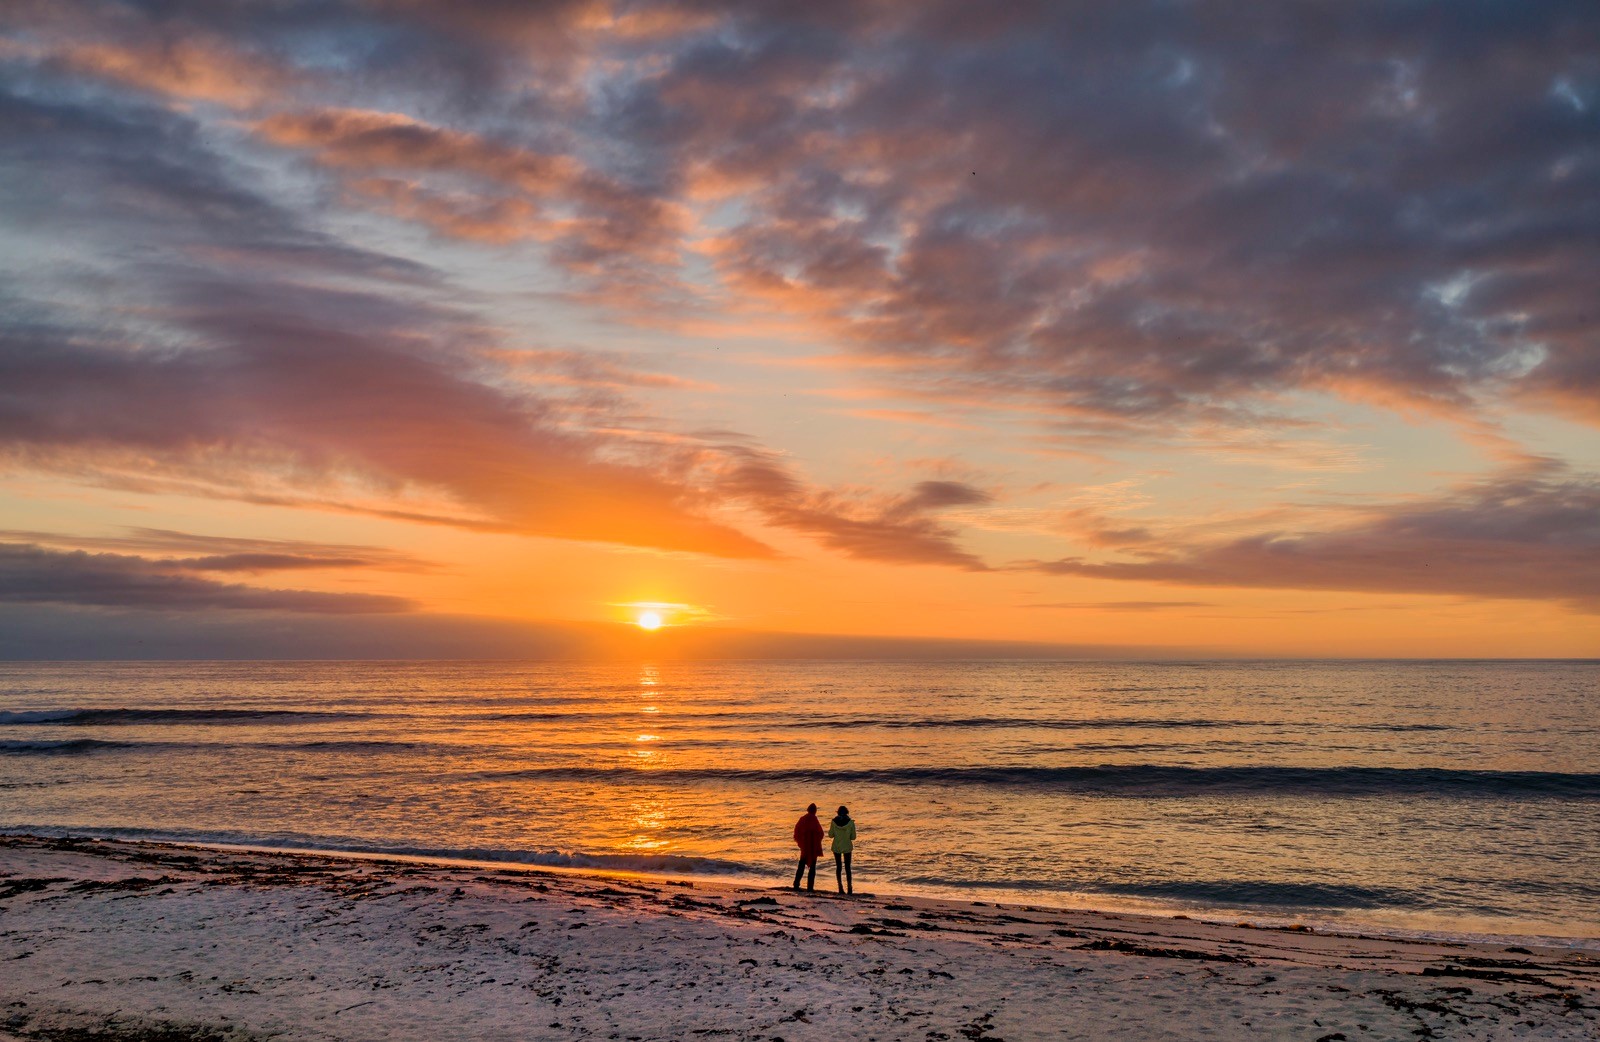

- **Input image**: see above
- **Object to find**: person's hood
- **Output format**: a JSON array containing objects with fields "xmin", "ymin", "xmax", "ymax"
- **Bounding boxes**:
[{"xmin": 833, "ymin": 813, "xmax": 850, "ymax": 826}]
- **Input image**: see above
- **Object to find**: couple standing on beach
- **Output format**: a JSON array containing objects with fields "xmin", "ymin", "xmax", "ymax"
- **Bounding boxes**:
[{"xmin": 792, "ymin": 803, "xmax": 856, "ymax": 894}]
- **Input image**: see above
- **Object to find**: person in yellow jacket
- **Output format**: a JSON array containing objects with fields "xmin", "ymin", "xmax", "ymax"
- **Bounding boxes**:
[{"xmin": 827, "ymin": 805, "xmax": 857, "ymax": 894}]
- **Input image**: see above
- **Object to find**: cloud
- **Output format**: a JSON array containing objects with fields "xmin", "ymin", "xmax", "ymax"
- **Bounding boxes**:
[
  {"xmin": 713, "ymin": 447, "xmax": 994, "ymax": 568},
  {"xmin": 666, "ymin": 3, "xmax": 1599, "ymax": 430},
  {"xmin": 0, "ymin": 77, "xmax": 438, "ymax": 286},
  {"xmin": 1021, "ymin": 464, "xmax": 1600, "ymax": 612},
  {"xmin": 0, "ymin": 78, "xmax": 771, "ymax": 560},
  {"xmin": 0, "ymin": 543, "xmax": 413, "ymax": 613},
  {"xmin": 887, "ymin": 479, "xmax": 991, "ymax": 517},
  {"xmin": 6, "ymin": 0, "xmax": 1598, "ymax": 601},
  {"xmin": 0, "ymin": 73, "xmax": 999, "ymax": 570},
  {"xmin": 0, "ymin": 292, "xmax": 986, "ymax": 568},
  {"xmin": 0, "ymin": 528, "xmax": 429, "ymax": 573},
  {"xmin": 0, "ymin": 298, "xmax": 778, "ymax": 559},
  {"xmin": 489, "ymin": 349, "xmax": 711, "ymax": 392},
  {"xmin": 254, "ymin": 107, "xmax": 687, "ymax": 292},
  {"xmin": 54, "ymin": 35, "xmax": 296, "ymax": 106},
  {"xmin": 17, "ymin": 0, "xmax": 1598, "ymax": 433},
  {"xmin": 1023, "ymin": 601, "xmax": 1218, "ymax": 612},
  {"xmin": 254, "ymin": 107, "xmax": 581, "ymax": 186}
]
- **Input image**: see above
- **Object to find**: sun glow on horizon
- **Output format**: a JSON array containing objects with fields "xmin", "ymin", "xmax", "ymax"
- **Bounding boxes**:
[{"xmin": 618, "ymin": 600, "xmax": 716, "ymax": 631}]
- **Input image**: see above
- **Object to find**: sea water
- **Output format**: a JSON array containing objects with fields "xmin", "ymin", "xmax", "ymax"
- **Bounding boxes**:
[{"xmin": 1, "ymin": 659, "xmax": 1596, "ymax": 940}]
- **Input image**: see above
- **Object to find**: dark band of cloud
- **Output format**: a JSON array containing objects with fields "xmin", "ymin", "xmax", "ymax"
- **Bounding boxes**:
[
  {"xmin": 0, "ymin": 528, "xmax": 430, "ymax": 573},
  {"xmin": 0, "ymin": 543, "xmax": 414, "ymax": 614},
  {"xmin": 1021, "ymin": 464, "xmax": 1600, "ymax": 612}
]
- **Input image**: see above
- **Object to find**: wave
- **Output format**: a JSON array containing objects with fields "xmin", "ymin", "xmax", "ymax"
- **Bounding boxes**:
[
  {"xmin": 0, "ymin": 825, "xmax": 758, "ymax": 878},
  {"xmin": 475, "ymin": 711, "xmax": 1253, "ymax": 729},
  {"xmin": 782, "ymin": 716, "xmax": 1252, "ymax": 730},
  {"xmin": 0, "ymin": 708, "xmax": 374, "ymax": 727},
  {"xmin": 790, "ymin": 716, "xmax": 1455, "ymax": 733},
  {"xmin": 476, "ymin": 711, "xmax": 1453, "ymax": 734},
  {"xmin": 0, "ymin": 738, "xmax": 135, "ymax": 754},
  {"xmin": 903, "ymin": 875, "xmax": 1427, "ymax": 910},
  {"xmin": 359, "ymin": 843, "xmax": 760, "ymax": 876},
  {"xmin": 261, "ymin": 739, "xmax": 430, "ymax": 752},
  {"xmin": 0, "ymin": 737, "xmax": 442, "ymax": 757},
  {"xmin": 465, "ymin": 764, "xmax": 1600, "ymax": 799},
  {"xmin": 1098, "ymin": 878, "xmax": 1429, "ymax": 909},
  {"xmin": 0, "ymin": 710, "xmax": 374, "ymax": 726},
  {"xmin": 477, "ymin": 711, "xmax": 610, "ymax": 723}
]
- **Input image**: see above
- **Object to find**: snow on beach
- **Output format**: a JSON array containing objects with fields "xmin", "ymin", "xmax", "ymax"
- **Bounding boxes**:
[{"xmin": 1, "ymin": 835, "xmax": 1596, "ymax": 1041}]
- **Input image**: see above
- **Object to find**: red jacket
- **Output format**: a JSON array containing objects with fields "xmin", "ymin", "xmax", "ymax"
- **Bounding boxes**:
[{"xmin": 793, "ymin": 812, "xmax": 824, "ymax": 861}]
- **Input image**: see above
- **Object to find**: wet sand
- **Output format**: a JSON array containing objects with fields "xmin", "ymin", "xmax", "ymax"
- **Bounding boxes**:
[{"xmin": 1, "ymin": 834, "xmax": 1596, "ymax": 1040}]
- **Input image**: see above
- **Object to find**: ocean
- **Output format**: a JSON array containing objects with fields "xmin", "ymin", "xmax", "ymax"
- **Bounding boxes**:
[{"xmin": 2, "ymin": 659, "xmax": 1596, "ymax": 940}]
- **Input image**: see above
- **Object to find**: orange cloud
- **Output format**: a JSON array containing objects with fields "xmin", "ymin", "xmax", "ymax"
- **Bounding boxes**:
[
  {"xmin": 256, "ymin": 108, "xmax": 583, "ymax": 188},
  {"xmin": 255, "ymin": 107, "xmax": 687, "ymax": 292},
  {"xmin": 55, "ymin": 37, "xmax": 294, "ymax": 106}
]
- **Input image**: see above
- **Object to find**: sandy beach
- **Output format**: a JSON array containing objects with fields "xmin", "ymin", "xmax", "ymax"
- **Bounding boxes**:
[{"xmin": 0, "ymin": 835, "xmax": 1594, "ymax": 1041}]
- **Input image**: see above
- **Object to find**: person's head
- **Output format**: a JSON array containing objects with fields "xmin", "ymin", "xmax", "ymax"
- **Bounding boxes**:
[
  {"xmin": 807, "ymin": 803, "xmax": 817, "ymax": 814},
  {"xmin": 837, "ymin": 805, "xmax": 849, "ymax": 818}
]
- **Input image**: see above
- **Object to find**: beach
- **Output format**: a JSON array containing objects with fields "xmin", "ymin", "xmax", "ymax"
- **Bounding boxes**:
[{"xmin": 1, "ymin": 835, "xmax": 1595, "ymax": 1041}]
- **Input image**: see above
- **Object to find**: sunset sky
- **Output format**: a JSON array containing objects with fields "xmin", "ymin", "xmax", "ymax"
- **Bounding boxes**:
[{"xmin": 1, "ymin": 1, "xmax": 1596, "ymax": 658}]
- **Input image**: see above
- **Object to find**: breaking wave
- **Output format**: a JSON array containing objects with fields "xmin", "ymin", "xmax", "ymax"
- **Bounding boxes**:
[
  {"xmin": 0, "ymin": 825, "xmax": 758, "ymax": 878},
  {"xmin": 465, "ymin": 764, "xmax": 1600, "ymax": 799}
]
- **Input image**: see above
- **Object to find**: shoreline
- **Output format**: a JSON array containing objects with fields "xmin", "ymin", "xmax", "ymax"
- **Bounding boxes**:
[
  {"xmin": 4, "ymin": 824, "xmax": 1592, "ymax": 950},
  {"xmin": 2, "ymin": 833, "xmax": 1597, "ymax": 1040}
]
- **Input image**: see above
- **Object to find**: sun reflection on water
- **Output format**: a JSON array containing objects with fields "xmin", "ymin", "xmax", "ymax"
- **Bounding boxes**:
[{"xmin": 621, "ymin": 799, "xmax": 669, "ymax": 851}]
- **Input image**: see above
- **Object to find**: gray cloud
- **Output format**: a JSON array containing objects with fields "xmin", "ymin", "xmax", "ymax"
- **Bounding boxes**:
[
  {"xmin": 243, "ymin": 0, "xmax": 1599, "ymax": 429},
  {"xmin": 658, "ymin": 2, "xmax": 1600, "ymax": 428},
  {"xmin": 0, "ymin": 528, "xmax": 430, "ymax": 573},
  {"xmin": 21, "ymin": 3, "xmax": 1598, "ymax": 430},
  {"xmin": 16, "ymin": 4, "xmax": 1599, "ymax": 429},
  {"xmin": 0, "ymin": 76, "xmax": 437, "ymax": 286},
  {"xmin": 0, "ymin": 543, "xmax": 414, "ymax": 613},
  {"xmin": 714, "ymin": 448, "xmax": 994, "ymax": 569},
  {"xmin": 1021, "ymin": 465, "xmax": 1600, "ymax": 612}
]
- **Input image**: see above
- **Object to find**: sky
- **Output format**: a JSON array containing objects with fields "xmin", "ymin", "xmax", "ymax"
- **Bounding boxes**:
[{"xmin": 0, "ymin": 0, "xmax": 1596, "ymax": 658}]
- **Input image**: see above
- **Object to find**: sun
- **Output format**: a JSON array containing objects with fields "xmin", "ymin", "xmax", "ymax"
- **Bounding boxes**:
[{"xmin": 636, "ymin": 611, "xmax": 663, "ymax": 631}]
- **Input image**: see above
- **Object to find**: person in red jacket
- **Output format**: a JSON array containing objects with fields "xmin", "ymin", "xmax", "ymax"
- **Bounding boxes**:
[{"xmin": 791, "ymin": 802, "xmax": 824, "ymax": 891}]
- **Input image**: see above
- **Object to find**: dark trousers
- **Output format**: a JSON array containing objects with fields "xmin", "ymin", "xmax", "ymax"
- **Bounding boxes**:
[
  {"xmin": 793, "ymin": 854, "xmax": 816, "ymax": 890},
  {"xmin": 834, "ymin": 850, "xmax": 853, "ymax": 894}
]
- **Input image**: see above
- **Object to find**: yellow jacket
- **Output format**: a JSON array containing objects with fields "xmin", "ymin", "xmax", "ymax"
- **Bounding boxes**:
[{"xmin": 828, "ymin": 817, "xmax": 856, "ymax": 853}]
